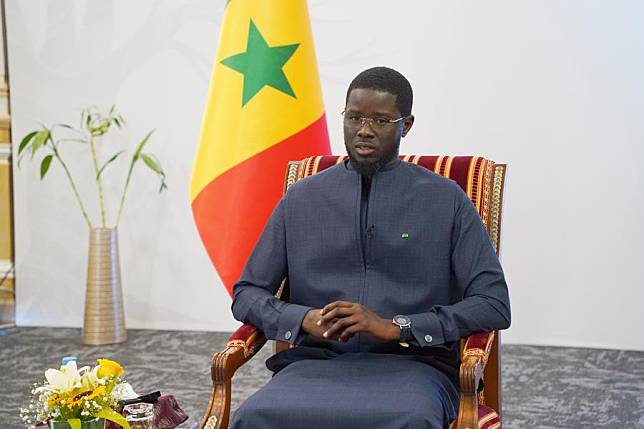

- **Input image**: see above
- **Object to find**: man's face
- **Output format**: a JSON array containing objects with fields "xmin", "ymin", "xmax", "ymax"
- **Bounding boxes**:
[{"xmin": 343, "ymin": 88, "xmax": 414, "ymax": 176}]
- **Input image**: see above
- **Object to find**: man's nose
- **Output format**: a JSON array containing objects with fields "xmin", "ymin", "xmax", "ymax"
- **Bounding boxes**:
[{"xmin": 357, "ymin": 120, "xmax": 375, "ymax": 138}]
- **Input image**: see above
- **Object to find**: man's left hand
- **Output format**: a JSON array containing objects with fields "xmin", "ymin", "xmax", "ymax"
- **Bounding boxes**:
[{"xmin": 318, "ymin": 301, "xmax": 400, "ymax": 343}]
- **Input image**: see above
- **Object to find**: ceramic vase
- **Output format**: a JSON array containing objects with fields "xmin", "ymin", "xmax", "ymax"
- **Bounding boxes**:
[{"xmin": 82, "ymin": 228, "xmax": 127, "ymax": 345}]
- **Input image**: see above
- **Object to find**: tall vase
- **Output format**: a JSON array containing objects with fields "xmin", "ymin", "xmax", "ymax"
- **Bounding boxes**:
[{"xmin": 82, "ymin": 228, "xmax": 127, "ymax": 345}]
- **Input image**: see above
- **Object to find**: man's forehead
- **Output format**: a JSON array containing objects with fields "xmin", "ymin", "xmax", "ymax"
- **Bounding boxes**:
[{"xmin": 346, "ymin": 88, "xmax": 399, "ymax": 113}]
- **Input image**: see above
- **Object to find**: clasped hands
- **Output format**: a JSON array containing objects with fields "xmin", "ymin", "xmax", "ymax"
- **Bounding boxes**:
[{"xmin": 301, "ymin": 301, "xmax": 399, "ymax": 343}]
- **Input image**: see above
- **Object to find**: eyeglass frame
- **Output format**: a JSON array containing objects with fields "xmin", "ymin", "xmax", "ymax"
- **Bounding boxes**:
[{"xmin": 341, "ymin": 110, "xmax": 407, "ymax": 130}]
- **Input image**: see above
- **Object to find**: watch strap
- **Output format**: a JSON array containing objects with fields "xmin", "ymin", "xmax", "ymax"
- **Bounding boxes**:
[{"xmin": 400, "ymin": 326, "xmax": 412, "ymax": 342}]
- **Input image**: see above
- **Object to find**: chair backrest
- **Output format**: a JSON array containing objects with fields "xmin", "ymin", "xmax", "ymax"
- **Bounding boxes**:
[{"xmin": 279, "ymin": 155, "xmax": 508, "ymax": 414}]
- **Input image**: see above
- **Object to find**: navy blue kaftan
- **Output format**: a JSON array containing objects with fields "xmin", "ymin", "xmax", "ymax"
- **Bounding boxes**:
[{"xmin": 230, "ymin": 160, "xmax": 510, "ymax": 428}]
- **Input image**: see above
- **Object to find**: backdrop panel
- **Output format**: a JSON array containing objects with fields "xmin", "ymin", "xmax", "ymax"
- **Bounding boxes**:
[{"xmin": 8, "ymin": 0, "xmax": 644, "ymax": 350}]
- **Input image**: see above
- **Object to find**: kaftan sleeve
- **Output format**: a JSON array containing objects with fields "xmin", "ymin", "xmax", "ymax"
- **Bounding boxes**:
[
  {"xmin": 408, "ymin": 187, "xmax": 511, "ymax": 348},
  {"xmin": 231, "ymin": 197, "xmax": 312, "ymax": 345}
]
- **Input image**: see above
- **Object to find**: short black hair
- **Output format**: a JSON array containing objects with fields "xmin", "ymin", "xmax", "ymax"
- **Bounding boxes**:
[{"xmin": 345, "ymin": 66, "xmax": 413, "ymax": 117}]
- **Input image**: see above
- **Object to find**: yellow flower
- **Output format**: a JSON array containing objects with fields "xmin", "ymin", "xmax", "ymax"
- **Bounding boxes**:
[
  {"xmin": 96, "ymin": 359, "xmax": 124, "ymax": 379},
  {"xmin": 66, "ymin": 385, "xmax": 106, "ymax": 409},
  {"xmin": 66, "ymin": 392, "xmax": 89, "ymax": 409},
  {"xmin": 47, "ymin": 393, "xmax": 61, "ymax": 407},
  {"xmin": 86, "ymin": 385, "xmax": 106, "ymax": 401}
]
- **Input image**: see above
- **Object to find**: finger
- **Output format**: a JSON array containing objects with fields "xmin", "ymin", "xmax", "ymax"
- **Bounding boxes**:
[
  {"xmin": 323, "ymin": 316, "xmax": 358, "ymax": 339},
  {"xmin": 318, "ymin": 307, "xmax": 355, "ymax": 325},
  {"xmin": 316, "ymin": 316, "xmax": 340, "ymax": 328},
  {"xmin": 339, "ymin": 325, "xmax": 360, "ymax": 342},
  {"xmin": 320, "ymin": 301, "xmax": 353, "ymax": 315}
]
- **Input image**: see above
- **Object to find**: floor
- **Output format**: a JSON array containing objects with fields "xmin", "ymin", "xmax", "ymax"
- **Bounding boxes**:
[{"xmin": 1, "ymin": 327, "xmax": 643, "ymax": 428}]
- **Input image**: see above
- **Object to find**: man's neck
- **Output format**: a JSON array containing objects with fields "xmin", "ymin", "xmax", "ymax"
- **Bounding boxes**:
[{"xmin": 347, "ymin": 156, "xmax": 401, "ymax": 177}]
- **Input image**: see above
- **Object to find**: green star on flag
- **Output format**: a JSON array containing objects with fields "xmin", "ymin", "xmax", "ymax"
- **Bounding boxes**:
[{"xmin": 221, "ymin": 19, "xmax": 300, "ymax": 106}]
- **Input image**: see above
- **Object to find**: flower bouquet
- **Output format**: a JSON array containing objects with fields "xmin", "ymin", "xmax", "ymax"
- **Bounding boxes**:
[{"xmin": 20, "ymin": 359, "xmax": 133, "ymax": 429}]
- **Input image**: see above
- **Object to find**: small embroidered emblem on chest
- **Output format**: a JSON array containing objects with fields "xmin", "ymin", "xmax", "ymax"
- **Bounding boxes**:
[{"xmin": 401, "ymin": 233, "xmax": 410, "ymax": 239}]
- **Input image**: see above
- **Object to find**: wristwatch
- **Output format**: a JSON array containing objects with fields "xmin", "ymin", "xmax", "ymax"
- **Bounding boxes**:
[{"xmin": 392, "ymin": 315, "xmax": 412, "ymax": 347}]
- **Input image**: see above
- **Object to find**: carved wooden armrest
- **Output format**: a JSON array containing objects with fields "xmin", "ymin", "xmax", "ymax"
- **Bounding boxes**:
[
  {"xmin": 456, "ymin": 331, "xmax": 496, "ymax": 429},
  {"xmin": 199, "ymin": 324, "xmax": 267, "ymax": 429}
]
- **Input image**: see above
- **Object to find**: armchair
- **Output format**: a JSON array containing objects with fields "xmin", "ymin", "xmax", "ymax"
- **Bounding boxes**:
[{"xmin": 200, "ymin": 155, "xmax": 508, "ymax": 429}]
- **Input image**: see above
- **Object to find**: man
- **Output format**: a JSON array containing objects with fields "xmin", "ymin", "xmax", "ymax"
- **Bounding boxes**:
[{"xmin": 230, "ymin": 67, "xmax": 511, "ymax": 428}]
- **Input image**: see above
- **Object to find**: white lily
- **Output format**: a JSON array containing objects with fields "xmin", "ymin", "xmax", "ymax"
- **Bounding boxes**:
[
  {"xmin": 35, "ymin": 361, "xmax": 86, "ymax": 394},
  {"xmin": 82, "ymin": 365, "xmax": 104, "ymax": 390}
]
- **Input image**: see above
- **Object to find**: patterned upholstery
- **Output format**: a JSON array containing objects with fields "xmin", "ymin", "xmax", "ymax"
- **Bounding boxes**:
[
  {"xmin": 448, "ymin": 405, "xmax": 501, "ymax": 429},
  {"xmin": 462, "ymin": 332, "xmax": 496, "ymax": 366},
  {"xmin": 228, "ymin": 323, "xmax": 258, "ymax": 342}
]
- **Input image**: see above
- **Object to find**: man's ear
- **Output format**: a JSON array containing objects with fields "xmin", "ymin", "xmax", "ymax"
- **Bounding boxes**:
[{"xmin": 401, "ymin": 115, "xmax": 415, "ymax": 138}]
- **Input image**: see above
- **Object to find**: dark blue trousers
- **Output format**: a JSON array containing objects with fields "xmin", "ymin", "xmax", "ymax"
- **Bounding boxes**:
[{"xmin": 231, "ymin": 352, "xmax": 459, "ymax": 429}]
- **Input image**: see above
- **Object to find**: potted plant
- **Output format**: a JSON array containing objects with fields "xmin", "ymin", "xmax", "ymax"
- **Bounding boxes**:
[{"xmin": 19, "ymin": 107, "xmax": 166, "ymax": 345}]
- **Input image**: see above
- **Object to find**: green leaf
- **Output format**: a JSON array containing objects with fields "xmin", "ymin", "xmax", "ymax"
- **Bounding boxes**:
[
  {"xmin": 96, "ymin": 118, "xmax": 111, "ymax": 135},
  {"xmin": 31, "ymin": 130, "xmax": 50, "ymax": 157},
  {"xmin": 133, "ymin": 129, "xmax": 155, "ymax": 161},
  {"xmin": 53, "ymin": 123, "xmax": 73, "ymax": 129},
  {"xmin": 85, "ymin": 110, "xmax": 92, "ymax": 128},
  {"xmin": 140, "ymin": 153, "xmax": 163, "ymax": 174},
  {"xmin": 96, "ymin": 408, "xmax": 131, "ymax": 429},
  {"xmin": 89, "ymin": 118, "xmax": 104, "ymax": 135},
  {"xmin": 97, "ymin": 150, "xmax": 125, "ymax": 179},
  {"xmin": 141, "ymin": 153, "xmax": 167, "ymax": 192},
  {"xmin": 40, "ymin": 154, "xmax": 53, "ymax": 179},
  {"xmin": 18, "ymin": 131, "xmax": 38, "ymax": 155}
]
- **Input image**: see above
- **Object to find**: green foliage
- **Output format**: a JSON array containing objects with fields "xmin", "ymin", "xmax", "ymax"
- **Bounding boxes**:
[
  {"xmin": 18, "ymin": 131, "xmax": 38, "ymax": 157},
  {"xmin": 140, "ymin": 154, "xmax": 167, "ymax": 192},
  {"xmin": 30, "ymin": 130, "xmax": 50, "ymax": 156},
  {"xmin": 97, "ymin": 150, "xmax": 125, "ymax": 180},
  {"xmin": 40, "ymin": 154, "xmax": 53, "ymax": 179},
  {"xmin": 19, "ymin": 107, "xmax": 167, "ymax": 228}
]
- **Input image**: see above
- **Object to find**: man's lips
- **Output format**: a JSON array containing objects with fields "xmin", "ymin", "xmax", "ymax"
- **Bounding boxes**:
[{"xmin": 354, "ymin": 142, "xmax": 376, "ymax": 156}]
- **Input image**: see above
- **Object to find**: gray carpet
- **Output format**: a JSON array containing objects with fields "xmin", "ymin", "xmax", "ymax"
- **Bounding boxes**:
[{"xmin": 1, "ymin": 327, "xmax": 643, "ymax": 428}]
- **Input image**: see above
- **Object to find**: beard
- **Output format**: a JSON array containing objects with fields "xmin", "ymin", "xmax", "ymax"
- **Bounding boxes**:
[{"xmin": 345, "ymin": 140, "xmax": 400, "ymax": 178}]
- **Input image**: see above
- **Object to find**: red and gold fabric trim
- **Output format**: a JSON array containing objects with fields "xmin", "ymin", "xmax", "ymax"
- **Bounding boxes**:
[{"xmin": 448, "ymin": 405, "xmax": 501, "ymax": 429}]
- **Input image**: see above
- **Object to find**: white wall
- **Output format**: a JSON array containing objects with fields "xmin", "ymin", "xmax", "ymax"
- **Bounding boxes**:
[{"xmin": 8, "ymin": 1, "xmax": 644, "ymax": 351}]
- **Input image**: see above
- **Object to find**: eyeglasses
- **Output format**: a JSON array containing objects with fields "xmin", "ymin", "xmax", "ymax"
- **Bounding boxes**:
[{"xmin": 341, "ymin": 111, "xmax": 406, "ymax": 130}]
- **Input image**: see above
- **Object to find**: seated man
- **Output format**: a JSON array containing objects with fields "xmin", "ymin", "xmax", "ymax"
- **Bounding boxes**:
[{"xmin": 230, "ymin": 66, "xmax": 511, "ymax": 429}]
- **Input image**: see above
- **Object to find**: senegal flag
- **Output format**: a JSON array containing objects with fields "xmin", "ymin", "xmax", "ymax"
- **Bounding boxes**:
[{"xmin": 191, "ymin": 0, "xmax": 330, "ymax": 296}]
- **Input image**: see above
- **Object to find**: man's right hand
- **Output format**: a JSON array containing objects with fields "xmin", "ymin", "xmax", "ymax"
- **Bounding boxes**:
[{"xmin": 301, "ymin": 308, "xmax": 333, "ymax": 340}]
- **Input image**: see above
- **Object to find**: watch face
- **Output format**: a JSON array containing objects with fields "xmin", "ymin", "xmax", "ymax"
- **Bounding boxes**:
[{"xmin": 394, "ymin": 315, "xmax": 411, "ymax": 326}]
